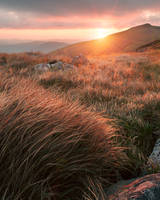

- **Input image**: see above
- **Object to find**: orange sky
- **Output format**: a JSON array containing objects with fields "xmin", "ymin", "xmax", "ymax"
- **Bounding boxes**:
[{"xmin": 0, "ymin": 27, "xmax": 119, "ymax": 42}]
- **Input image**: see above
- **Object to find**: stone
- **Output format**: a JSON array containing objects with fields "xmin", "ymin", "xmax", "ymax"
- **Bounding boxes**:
[
  {"xmin": 107, "ymin": 173, "xmax": 160, "ymax": 200},
  {"xmin": 34, "ymin": 63, "xmax": 50, "ymax": 72},
  {"xmin": 49, "ymin": 61, "xmax": 64, "ymax": 70},
  {"xmin": 34, "ymin": 61, "xmax": 75, "ymax": 72},
  {"xmin": 148, "ymin": 138, "xmax": 160, "ymax": 168}
]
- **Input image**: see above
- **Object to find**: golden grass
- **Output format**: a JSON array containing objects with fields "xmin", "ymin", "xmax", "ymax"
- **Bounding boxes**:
[
  {"xmin": 0, "ymin": 77, "xmax": 128, "ymax": 199},
  {"xmin": 1, "ymin": 50, "xmax": 160, "ymax": 199}
]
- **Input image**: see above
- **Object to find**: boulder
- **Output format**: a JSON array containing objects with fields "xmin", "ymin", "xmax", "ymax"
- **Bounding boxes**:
[
  {"xmin": 49, "ymin": 61, "xmax": 64, "ymax": 70},
  {"xmin": 34, "ymin": 63, "xmax": 50, "ymax": 72},
  {"xmin": 71, "ymin": 54, "xmax": 89, "ymax": 66},
  {"xmin": 148, "ymin": 138, "xmax": 160, "ymax": 168},
  {"xmin": 34, "ymin": 61, "xmax": 75, "ymax": 72},
  {"xmin": 107, "ymin": 173, "xmax": 160, "ymax": 200}
]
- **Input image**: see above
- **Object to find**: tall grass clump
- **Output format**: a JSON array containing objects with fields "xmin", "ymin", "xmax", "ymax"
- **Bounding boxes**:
[
  {"xmin": 0, "ymin": 78, "xmax": 127, "ymax": 200},
  {"xmin": 37, "ymin": 54, "xmax": 160, "ymax": 174}
]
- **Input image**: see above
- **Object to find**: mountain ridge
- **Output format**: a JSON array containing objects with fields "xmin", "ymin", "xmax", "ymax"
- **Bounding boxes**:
[
  {"xmin": 0, "ymin": 41, "xmax": 68, "ymax": 53},
  {"xmin": 50, "ymin": 23, "xmax": 160, "ymax": 56}
]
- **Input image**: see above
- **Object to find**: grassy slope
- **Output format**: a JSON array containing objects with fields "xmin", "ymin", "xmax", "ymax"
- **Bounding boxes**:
[
  {"xmin": 137, "ymin": 40, "xmax": 160, "ymax": 51},
  {"xmin": 1, "ymin": 50, "xmax": 160, "ymax": 198},
  {"xmin": 50, "ymin": 24, "xmax": 160, "ymax": 56}
]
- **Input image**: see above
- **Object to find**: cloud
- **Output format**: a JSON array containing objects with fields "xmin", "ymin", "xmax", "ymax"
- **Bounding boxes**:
[
  {"xmin": 0, "ymin": 11, "xmax": 113, "ymax": 29},
  {"xmin": 0, "ymin": 0, "xmax": 160, "ymax": 29},
  {"xmin": 0, "ymin": 0, "xmax": 160, "ymax": 16}
]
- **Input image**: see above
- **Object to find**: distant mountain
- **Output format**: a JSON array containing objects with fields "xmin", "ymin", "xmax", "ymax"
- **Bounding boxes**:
[
  {"xmin": 0, "ymin": 41, "xmax": 68, "ymax": 53},
  {"xmin": 51, "ymin": 23, "xmax": 160, "ymax": 56}
]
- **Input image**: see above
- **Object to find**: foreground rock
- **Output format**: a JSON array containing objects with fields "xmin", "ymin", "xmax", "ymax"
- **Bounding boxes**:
[
  {"xmin": 148, "ymin": 138, "xmax": 160, "ymax": 168},
  {"xmin": 107, "ymin": 173, "xmax": 160, "ymax": 200}
]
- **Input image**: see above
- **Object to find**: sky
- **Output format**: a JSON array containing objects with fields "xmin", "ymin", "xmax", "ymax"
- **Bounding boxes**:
[{"xmin": 0, "ymin": 0, "xmax": 160, "ymax": 43}]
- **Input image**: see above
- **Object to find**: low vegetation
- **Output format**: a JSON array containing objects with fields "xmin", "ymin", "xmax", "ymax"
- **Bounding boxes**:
[{"xmin": 0, "ymin": 50, "xmax": 160, "ymax": 199}]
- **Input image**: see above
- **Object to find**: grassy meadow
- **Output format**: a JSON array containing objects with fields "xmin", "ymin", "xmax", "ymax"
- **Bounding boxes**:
[{"xmin": 0, "ymin": 50, "xmax": 160, "ymax": 199}]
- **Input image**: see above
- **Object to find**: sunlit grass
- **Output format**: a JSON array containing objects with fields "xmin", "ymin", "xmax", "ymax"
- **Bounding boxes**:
[{"xmin": 1, "ymin": 50, "xmax": 160, "ymax": 199}]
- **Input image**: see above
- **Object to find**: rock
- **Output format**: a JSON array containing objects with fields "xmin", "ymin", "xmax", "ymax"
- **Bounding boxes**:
[
  {"xmin": 71, "ymin": 54, "xmax": 89, "ymax": 66},
  {"xmin": 34, "ymin": 63, "xmax": 50, "ymax": 72},
  {"xmin": 34, "ymin": 61, "xmax": 64, "ymax": 72},
  {"xmin": 107, "ymin": 173, "xmax": 160, "ymax": 200},
  {"xmin": 34, "ymin": 61, "xmax": 75, "ymax": 72},
  {"xmin": 49, "ymin": 61, "xmax": 64, "ymax": 70},
  {"xmin": 148, "ymin": 138, "xmax": 160, "ymax": 168}
]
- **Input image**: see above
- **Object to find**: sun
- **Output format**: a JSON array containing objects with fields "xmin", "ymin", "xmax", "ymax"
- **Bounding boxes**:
[
  {"xmin": 95, "ymin": 28, "xmax": 108, "ymax": 39},
  {"xmin": 94, "ymin": 28, "xmax": 118, "ymax": 39}
]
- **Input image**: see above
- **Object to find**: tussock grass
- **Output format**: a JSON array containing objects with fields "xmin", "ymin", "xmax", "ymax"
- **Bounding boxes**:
[
  {"xmin": 38, "ymin": 52, "xmax": 160, "ymax": 175},
  {"xmin": 0, "ymin": 78, "xmax": 127, "ymax": 199},
  {"xmin": 1, "ymin": 51, "xmax": 160, "ymax": 198}
]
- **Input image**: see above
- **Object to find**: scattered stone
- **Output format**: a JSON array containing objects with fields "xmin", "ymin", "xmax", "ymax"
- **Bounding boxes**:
[
  {"xmin": 107, "ymin": 173, "xmax": 160, "ymax": 200},
  {"xmin": 34, "ymin": 63, "xmax": 50, "ymax": 72},
  {"xmin": 71, "ymin": 54, "xmax": 89, "ymax": 66},
  {"xmin": 49, "ymin": 61, "xmax": 64, "ymax": 71},
  {"xmin": 34, "ymin": 61, "xmax": 76, "ymax": 72},
  {"xmin": 148, "ymin": 138, "xmax": 160, "ymax": 168}
]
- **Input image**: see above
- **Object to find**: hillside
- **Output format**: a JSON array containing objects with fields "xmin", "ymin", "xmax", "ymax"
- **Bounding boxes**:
[
  {"xmin": 136, "ymin": 40, "xmax": 160, "ymax": 52},
  {"xmin": 51, "ymin": 23, "xmax": 160, "ymax": 56},
  {"xmin": 0, "ymin": 41, "xmax": 68, "ymax": 53},
  {"xmin": 1, "ymin": 50, "xmax": 160, "ymax": 199}
]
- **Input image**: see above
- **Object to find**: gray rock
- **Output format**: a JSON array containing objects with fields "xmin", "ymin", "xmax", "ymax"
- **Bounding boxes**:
[
  {"xmin": 34, "ymin": 63, "xmax": 50, "ymax": 72},
  {"xmin": 148, "ymin": 138, "xmax": 160, "ymax": 168},
  {"xmin": 107, "ymin": 173, "xmax": 160, "ymax": 200},
  {"xmin": 34, "ymin": 61, "xmax": 75, "ymax": 72},
  {"xmin": 49, "ymin": 61, "xmax": 64, "ymax": 70}
]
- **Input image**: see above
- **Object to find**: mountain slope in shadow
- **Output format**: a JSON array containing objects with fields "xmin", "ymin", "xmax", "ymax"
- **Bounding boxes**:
[{"xmin": 136, "ymin": 40, "xmax": 160, "ymax": 52}]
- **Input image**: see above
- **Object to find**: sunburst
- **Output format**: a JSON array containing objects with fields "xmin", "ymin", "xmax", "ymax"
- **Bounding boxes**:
[{"xmin": 95, "ymin": 28, "xmax": 108, "ymax": 39}]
